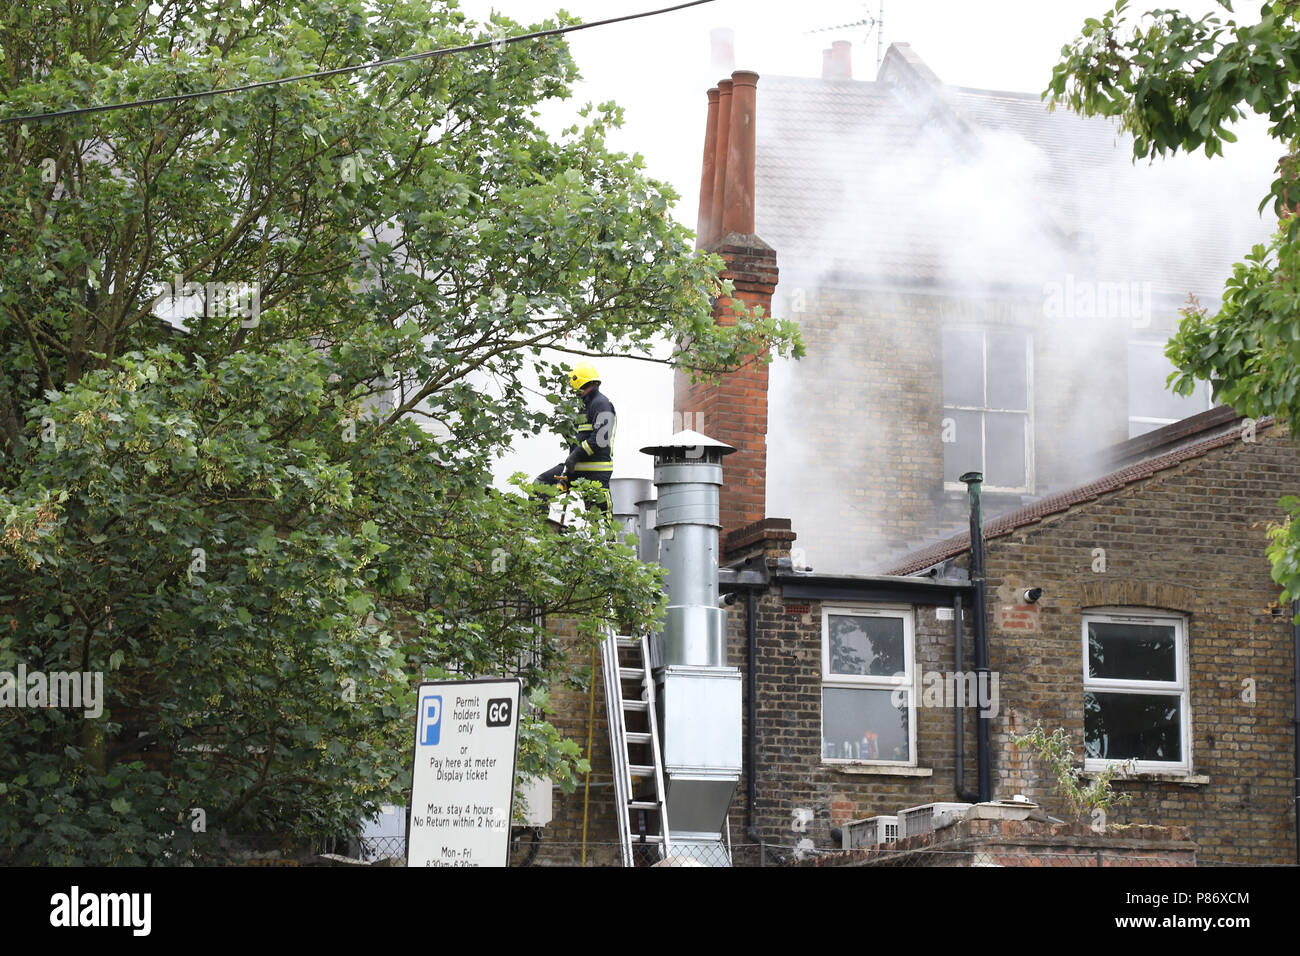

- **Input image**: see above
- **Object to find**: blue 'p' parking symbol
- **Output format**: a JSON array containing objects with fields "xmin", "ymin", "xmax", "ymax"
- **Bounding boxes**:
[{"xmin": 419, "ymin": 694, "xmax": 442, "ymax": 746}]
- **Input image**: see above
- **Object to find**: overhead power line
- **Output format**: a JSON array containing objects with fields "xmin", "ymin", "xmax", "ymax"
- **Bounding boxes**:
[{"xmin": 2, "ymin": 0, "xmax": 719, "ymax": 126}]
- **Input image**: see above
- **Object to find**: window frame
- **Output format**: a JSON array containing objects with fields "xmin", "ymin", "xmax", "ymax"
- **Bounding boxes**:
[
  {"xmin": 1080, "ymin": 608, "xmax": 1191, "ymax": 774},
  {"xmin": 941, "ymin": 326, "xmax": 1035, "ymax": 495},
  {"xmin": 1125, "ymin": 338, "xmax": 1216, "ymax": 438},
  {"xmin": 820, "ymin": 604, "xmax": 917, "ymax": 767}
]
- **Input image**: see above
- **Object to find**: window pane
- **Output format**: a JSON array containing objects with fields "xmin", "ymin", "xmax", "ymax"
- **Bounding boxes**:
[
  {"xmin": 943, "ymin": 329, "xmax": 984, "ymax": 406},
  {"xmin": 828, "ymin": 614, "xmax": 906, "ymax": 677},
  {"xmin": 942, "ymin": 409, "xmax": 981, "ymax": 484},
  {"xmin": 985, "ymin": 412, "xmax": 1026, "ymax": 488},
  {"xmin": 1128, "ymin": 342, "xmax": 1206, "ymax": 423},
  {"xmin": 822, "ymin": 687, "xmax": 910, "ymax": 761},
  {"xmin": 1084, "ymin": 692, "xmax": 1182, "ymax": 762},
  {"xmin": 986, "ymin": 332, "xmax": 1028, "ymax": 409},
  {"xmin": 1087, "ymin": 621, "xmax": 1176, "ymax": 681}
]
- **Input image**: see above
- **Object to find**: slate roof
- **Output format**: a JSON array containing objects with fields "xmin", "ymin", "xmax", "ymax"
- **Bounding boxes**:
[
  {"xmin": 882, "ymin": 417, "xmax": 1273, "ymax": 576},
  {"xmin": 754, "ymin": 44, "xmax": 1275, "ymax": 296}
]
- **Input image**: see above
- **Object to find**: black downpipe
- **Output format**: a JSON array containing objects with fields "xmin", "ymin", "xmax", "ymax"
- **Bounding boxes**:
[
  {"xmin": 1293, "ymin": 598, "xmax": 1300, "ymax": 866},
  {"xmin": 961, "ymin": 471, "xmax": 993, "ymax": 803},
  {"xmin": 746, "ymin": 588, "xmax": 760, "ymax": 846},
  {"xmin": 953, "ymin": 591, "xmax": 979, "ymax": 803}
]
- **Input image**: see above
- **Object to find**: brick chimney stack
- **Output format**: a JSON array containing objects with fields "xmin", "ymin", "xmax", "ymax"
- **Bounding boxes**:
[{"xmin": 677, "ymin": 68, "xmax": 779, "ymax": 553}]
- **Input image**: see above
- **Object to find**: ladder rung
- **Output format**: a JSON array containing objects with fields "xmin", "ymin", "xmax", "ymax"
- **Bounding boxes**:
[
  {"xmin": 626, "ymin": 732, "xmax": 652, "ymax": 744},
  {"xmin": 619, "ymin": 667, "xmax": 645, "ymax": 681},
  {"xmin": 615, "ymin": 636, "xmax": 638, "ymax": 648},
  {"xmin": 623, "ymin": 700, "xmax": 648, "ymax": 712},
  {"xmin": 629, "ymin": 764, "xmax": 655, "ymax": 777},
  {"xmin": 635, "ymin": 834, "xmax": 664, "ymax": 844},
  {"xmin": 628, "ymin": 800, "xmax": 661, "ymax": 811}
]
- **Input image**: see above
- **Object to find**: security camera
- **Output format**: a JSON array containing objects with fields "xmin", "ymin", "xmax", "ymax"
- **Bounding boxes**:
[{"xmin": 1022, "ymin": 587, "xmax": 1043, "ymax": 604}]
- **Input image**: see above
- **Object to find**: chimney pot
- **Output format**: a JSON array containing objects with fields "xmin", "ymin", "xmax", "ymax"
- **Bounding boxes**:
[
  {"xmin": 721, "ymin": 70, "xmax": 759, "ymax": 238},
  {"xmin": 821, "ymin": 48, "xmax": 833, "ymax": 79},
  {"xmin": 708, "ymin": 78, "xmax": 734, "ymax": 246},
  {"xmin": 710, "ymin": 27, "xmax": 735, "ymax": 75},
  {"xmin": 829, "ymin": 39, "xmax": 853, "ymax": 80},
  {"xmin": 696, "ymin": 88, "xmax": 721, "ymax": 248}
]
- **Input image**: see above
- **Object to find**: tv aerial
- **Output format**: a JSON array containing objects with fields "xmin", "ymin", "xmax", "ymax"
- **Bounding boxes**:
[{"xmin": 806, "ymin": 2, "xmax": 886, "ymax": 75}]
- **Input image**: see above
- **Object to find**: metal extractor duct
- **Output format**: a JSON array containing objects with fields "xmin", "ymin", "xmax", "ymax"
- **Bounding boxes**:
[
  {"xmin": 639, "ymin": 429, "xmax": 742, "ymax": 863},
  {"xmin": 610, "ymin": 477, "xmax": 653, "ymax": 552}
]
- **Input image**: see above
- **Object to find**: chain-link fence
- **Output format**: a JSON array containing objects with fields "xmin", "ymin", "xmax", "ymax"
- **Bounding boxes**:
[{"xmin": 313, "ymin": 834, "xmax": 1202, "ymax": 866}]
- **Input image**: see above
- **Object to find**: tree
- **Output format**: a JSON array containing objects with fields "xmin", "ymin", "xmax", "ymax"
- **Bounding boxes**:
[
  {"xmin": 1048, "ymin": 0, "xmax": 1300, "ymax": 601},
  {"xmin": 0, "ymin": 0, "xmax": 802, "ymax": 864}
]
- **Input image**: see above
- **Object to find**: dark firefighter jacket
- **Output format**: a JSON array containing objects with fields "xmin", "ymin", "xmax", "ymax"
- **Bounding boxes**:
[{"xmin": 569, "ymin": 385, "xmax": 616, "ymax": 476}]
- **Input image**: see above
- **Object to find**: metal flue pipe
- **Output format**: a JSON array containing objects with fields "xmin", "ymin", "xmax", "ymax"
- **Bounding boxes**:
[{"xmin": 960, "ymin": 471, "xmax": 993, "ymax": 803}]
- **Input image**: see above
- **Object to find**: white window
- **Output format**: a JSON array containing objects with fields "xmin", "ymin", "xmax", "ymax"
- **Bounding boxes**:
[
  {"xmin": 1082, "ymin": 610, "xmax": 1190, "ymax": 773},
  {"xmin": 1127, "ymin": 339, "xmax": 1215, "ymax": 438},
  {"xmin": 942, "ymin": 328, "xmax": 1033, "ymax": 493},
  {"xmin": 821, "ymin": 606, "xmax": 916, "ymax": 765}
]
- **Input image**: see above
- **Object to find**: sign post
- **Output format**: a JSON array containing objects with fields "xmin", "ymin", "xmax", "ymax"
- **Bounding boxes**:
[{"xmin": 406, "ymin": 678, "xmax": 523, "ymax": 868}]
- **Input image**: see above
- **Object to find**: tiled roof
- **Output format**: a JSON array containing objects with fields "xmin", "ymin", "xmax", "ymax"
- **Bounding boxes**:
[
  {"xmin": 882, "ymin": 418, "xmax": 1272, "ymax": 576},
  {"xmin": 754, "ymin": 46, "xmax": 1275, "ymax": 295}
]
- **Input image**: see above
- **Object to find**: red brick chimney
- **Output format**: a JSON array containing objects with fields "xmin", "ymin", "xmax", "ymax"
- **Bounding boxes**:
[{"xmin": 677, "ymin": 69, "xmax": 779, "ymax": 553}]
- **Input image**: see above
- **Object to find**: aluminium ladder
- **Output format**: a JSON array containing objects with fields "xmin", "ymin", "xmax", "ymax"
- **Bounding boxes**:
[{"xmin": 600, "ymin": 631, "xmax": 671, "ymax": 866}]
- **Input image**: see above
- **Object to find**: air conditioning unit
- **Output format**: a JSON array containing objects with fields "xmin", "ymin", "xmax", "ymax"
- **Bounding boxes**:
[
  {"xmin": 842, "ymin": 815, "xmax": 899, "ymax": 849},
  {"xmin": 897, "ymin": 802, "xmax": 971, "ymax": 838}
]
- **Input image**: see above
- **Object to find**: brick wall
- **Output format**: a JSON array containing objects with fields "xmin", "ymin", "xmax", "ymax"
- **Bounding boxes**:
[
  {"xmin": 724, "ymin": 548, "xmax": 984, "ymax": 854},
  {"xmin": 977, "ymin": 423, "xmax": 1299, "ymax": 864},
  {"xmin": 534, "ymin": 427, "xmax": 1298, "ymax": 866},
  {"xmin": 674, "ymin": 234, "xmax": 777, "ymax": 543}
]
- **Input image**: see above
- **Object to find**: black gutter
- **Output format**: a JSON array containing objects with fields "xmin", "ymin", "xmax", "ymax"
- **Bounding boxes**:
[
  {"xmin": 745, "ymin": 587, "xmax": 759, "ymax": 845},
  {"xmin": 961, "ymin": 471, "xmax": 993, "ymax": 803},
  {"xmin": 773, "ymin": 574, "xmax": 973, "ymax": 607}
]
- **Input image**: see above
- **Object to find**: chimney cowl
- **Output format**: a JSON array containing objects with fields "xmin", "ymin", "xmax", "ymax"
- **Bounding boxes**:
[{"xmin": 640, "ymin": 428, "xmax": 737, "ymax": 459}]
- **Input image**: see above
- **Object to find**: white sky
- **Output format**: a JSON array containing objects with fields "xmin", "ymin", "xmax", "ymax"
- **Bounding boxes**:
[{"xmin": 452, "ymin": 0, "xmax": 1249, "ymax": 485}]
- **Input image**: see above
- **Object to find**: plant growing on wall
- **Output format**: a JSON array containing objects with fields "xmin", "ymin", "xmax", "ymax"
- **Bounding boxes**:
[{"xmin": 1012, "ymin": 724, "xmax": 1135, "ymax": 824}]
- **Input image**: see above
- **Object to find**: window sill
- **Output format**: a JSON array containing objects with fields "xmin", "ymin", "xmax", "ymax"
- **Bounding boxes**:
[
  {"xmin": 1082, "ymin": 771, "xmax": 1209, "ymax": 787},
  {"xmin": 826, "ymin": 764, "xmax": 934, "ymax": 777}
]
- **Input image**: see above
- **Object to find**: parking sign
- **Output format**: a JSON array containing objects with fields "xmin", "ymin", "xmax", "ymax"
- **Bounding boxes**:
[{"xmin": 406, "ymin": 678, "xmax": 522, "ymax": 868}]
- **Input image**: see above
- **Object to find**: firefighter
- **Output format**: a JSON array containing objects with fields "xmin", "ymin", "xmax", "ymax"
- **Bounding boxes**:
[{"xmin": 535, "ymin": 362, "xmax": 616, "ymax": 514}]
